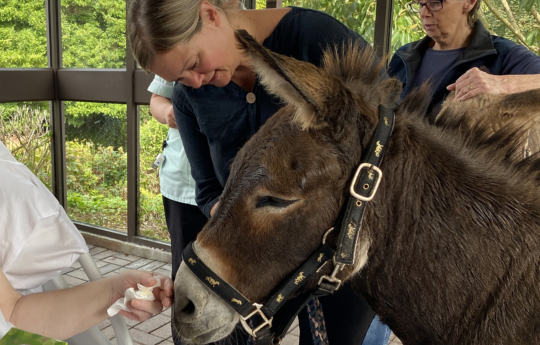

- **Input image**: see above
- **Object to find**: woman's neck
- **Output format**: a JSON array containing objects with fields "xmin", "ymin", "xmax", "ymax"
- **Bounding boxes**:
[
  {"xmin": 432, "ymin": 24, "xmax": 473, "ymax": 50},
  {"xmin": 228, "ymin": 8, "xmax": 291, "ymax": 91}
]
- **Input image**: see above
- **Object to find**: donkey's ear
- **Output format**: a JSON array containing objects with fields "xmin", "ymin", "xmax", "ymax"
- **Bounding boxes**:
[{"xmin": 235, "ymin": 30, "xmax": 346, "ymax": 130}]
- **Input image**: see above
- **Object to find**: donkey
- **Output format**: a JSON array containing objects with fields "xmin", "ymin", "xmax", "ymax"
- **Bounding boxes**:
[{"xmin": 172, "ymin": 30, "xmax": 540, "ymax": 345}]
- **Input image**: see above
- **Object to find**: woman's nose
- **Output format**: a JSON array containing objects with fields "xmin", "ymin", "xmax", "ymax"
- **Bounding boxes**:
[
  {"xmin": 191, "ymin": 72, "xmax": 205, "ymax": 89},
  {"xmin": 182, "ymin": 72, "xmax": 205, "ymax": 89}
]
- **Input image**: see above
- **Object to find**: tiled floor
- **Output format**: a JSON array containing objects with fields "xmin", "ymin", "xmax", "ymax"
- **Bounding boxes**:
[{"xmin": 66, "ymin": 245, "xmax": 402, "ymax": 345}]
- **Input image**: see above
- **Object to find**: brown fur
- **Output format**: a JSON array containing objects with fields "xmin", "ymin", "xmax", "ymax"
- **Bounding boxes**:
[
  {"xmin": 436, "ymin": 91, "xmax": 540, "ymax": 159},
  {"xmin": 191, "ymin": 30, "xmax": 540, "ymax": 344}
]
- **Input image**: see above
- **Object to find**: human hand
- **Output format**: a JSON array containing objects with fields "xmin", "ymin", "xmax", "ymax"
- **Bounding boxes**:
[
  {"xmin": 447, "ymin": 67, "xmax": 507, "ymax": 102},
  {"xmin": 111, "ymin": 270, "xmax": 174, "ymax": 322},
  {"xmin": 165, "ymin": 104, "xmax": 178, "ymax": 129},
  {"xmin": 210, "ymin": 201, "xmax": 220, "ymax": 217}
]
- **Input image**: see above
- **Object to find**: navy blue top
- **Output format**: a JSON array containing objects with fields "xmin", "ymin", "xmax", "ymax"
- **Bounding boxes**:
[
  {"xmin": 173, "ymin": 7, "xmax": 369, "ymax": 217},
  {"xmin": 389, "ymin": 20, "xmax": 540, "ymax": 120},
  {"xmin": 410, "ymin": 48, "xmax": 465, "ymax": 91}
]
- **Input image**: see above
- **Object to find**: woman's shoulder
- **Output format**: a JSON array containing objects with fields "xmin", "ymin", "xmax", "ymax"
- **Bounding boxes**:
[
  {"xmin": 265, "ymin": 6, "xmax": 365, "ymax": 64},
  {"xmin": 276, "ymin": 6, "xmax": 352, "ymax": 31}
]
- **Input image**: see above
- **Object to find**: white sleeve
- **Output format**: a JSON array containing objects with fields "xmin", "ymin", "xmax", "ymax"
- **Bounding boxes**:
[
  {"xmin": 6, "ymin": 208, "xmax": 88, "ymax": 291},
  {"xmin": 0, "ymin": 141, "xmax": 88, "ymax": 291}
]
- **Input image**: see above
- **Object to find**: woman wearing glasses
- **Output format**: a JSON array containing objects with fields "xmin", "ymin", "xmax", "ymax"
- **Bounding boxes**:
[{"xmin": 389, "ymin": 0, "xmax": 540, "ymax": 119}]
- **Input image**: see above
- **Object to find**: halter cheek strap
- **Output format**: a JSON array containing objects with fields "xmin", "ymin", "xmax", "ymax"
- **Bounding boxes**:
[{"xmin": 319, "ymin": 104, "xmax": 395, "ymax": 290}]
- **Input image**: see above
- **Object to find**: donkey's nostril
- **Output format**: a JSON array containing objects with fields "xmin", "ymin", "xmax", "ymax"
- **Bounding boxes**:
[{"xmin": 182, "ymin": 300, "xmax": 195, "ymax": 314}]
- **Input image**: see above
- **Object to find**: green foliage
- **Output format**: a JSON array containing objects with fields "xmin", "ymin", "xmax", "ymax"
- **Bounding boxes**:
[
  {"xmin": 0, "ymin": 104, "xmax": 169, "ymax": 242},
  {"xmin": 0, "ymin": 104, "xmax": 52, "ymax": 188},
  {"xmin": 65, "ymin": 134, "xmax": 169, "ymax": 241},
  {"xmin": 282, "ymin": 0, "xmax": 425, "ymax": 53},
  {"xmin": 482, "ymin": 0, "xmax": 540, "ymax": 55},
  {"xmin": 391, "ymin": 4, "xmax": 424, "ymax": 53},
  {"xmin": 0, "ymin": 0, "xmax": 47, "ymax": 67},
  {"xmin": 518, "ymin": 0, "xmax": 540, "ymax": 12},
  {"xmin": 138, "ymin": 105, "xmax": 169, "ymax": 241},
  {"xmin": 61, "ymin": 0, "xmax": 126, "ymax": 68},
  {"xmin": 65, "ymin": 101, "xmax": 128, "ymax": 149}
]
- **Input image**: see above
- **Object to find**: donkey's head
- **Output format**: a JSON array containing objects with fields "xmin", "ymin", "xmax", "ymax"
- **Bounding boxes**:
[{"xmin": 173, "ymin": 30, "xmax": 401, "ymax": 344}]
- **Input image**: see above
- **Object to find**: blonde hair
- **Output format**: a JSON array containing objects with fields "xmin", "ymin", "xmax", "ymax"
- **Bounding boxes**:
[
  {"xmin": 128, "ymin": 0, "xmax": 243, "ymax": 72},
  {"xmin": 468, "ymin": 0, "xmax": 482, "ymax": 27}
]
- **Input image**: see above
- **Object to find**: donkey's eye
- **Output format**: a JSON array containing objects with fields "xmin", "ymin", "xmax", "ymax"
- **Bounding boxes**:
[{"xmin": 255, "ymin": 196, "xmax": 297, "ymax": 208}]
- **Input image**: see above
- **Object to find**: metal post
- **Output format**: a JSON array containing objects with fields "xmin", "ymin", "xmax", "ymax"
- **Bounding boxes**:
[
  {"xmin": 46, "ymin": 0, "xmax": 67, "ymax": 207},
  {"xmin": 266, "ymin": 0, "xmax": 282, "ymax": 8},
  {"xmin": 373, "ymin": 0, "xmax": 394, "ymax": 60},
  {"xmin": 126, "ymin": 0, "xmax": 139, "ymax": 242}
]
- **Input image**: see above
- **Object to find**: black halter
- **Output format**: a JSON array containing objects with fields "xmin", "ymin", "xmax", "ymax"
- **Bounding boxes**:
[{"xmin": 182, "ymin": 105, "xmax": 395, "ymax": 345}]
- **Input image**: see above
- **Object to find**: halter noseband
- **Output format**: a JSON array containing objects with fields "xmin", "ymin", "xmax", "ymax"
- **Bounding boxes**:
[{"xmin": 182, "ymin": 104, "xmax": 395, "ymax": 345}]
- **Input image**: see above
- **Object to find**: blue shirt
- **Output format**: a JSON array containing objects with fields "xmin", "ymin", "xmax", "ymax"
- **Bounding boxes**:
[
  {"xmin": 410, "ymin": 48, "xmax": 465, "ymax": 91},
  {"xmin": 173, "ymin": 7, "xmax": 370, "ymax": 217},
  {"xmin": 148, "ymin": 76, "xmax": 197, "ymax": 205}
]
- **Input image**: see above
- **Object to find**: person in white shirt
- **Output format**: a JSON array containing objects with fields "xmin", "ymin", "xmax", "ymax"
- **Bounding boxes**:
[{"xmin": 0, "ymin": 140, "xmax": 173, "ymax": 340}]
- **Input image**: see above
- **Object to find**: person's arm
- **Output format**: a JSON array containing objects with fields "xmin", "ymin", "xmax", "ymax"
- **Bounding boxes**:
[
  {"xmin": 447, "ymin": 67, "xmax": 540, "ymax": 101},
  {"xmin": 150, "ymin": 93, "xmax": 177, "ymax": 129},
  {"xmin": 448, "ymin": 44, "xmax": 540, "ymax": 101},
  {"xmin": 0, "ymin": 269, "xmax": 173, "ymax": 340},
  {"xmin": 173, "ymin": 89, "xmax": 222, "ymax": 218}
]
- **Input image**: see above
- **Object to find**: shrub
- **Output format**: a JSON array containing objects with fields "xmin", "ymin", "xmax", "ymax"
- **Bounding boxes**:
[{"xmin": 0, "ymin": 104, "xmax": 52, "ymax": 188}]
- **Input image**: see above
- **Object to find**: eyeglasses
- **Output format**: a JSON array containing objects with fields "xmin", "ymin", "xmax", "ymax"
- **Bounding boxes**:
[{"xmin": 408, "ymin": 0, "xmax": 446, "ymax": 12}]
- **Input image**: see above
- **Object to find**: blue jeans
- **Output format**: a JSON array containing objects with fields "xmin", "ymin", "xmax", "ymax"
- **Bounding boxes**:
[{"xmin": 362, "ymin": 315, "xmax": 391, "ymax": 345}]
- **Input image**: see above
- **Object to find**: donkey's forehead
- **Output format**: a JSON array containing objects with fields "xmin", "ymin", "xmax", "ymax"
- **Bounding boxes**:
[{"xmin": 229, "ymin": 115, "xmax": 343, "ymax": 193}]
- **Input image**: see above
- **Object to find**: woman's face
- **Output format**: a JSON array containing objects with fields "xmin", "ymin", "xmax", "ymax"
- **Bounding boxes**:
[
  {"xmin": 417, "ymin": 0, "xmax": 475, "ymax": 49},
  {"xmin": 150, "ymin": 5, "xmax": 242, "ymax": 88}
]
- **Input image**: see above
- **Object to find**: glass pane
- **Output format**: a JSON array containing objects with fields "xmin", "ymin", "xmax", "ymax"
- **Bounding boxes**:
[
  {"xmin": 0, "ymin": 102, "xmax": 52, "ymax": 188},
  {"xmin": 61, "ymin": 0, "xmax": 126, "ymax": 68},
  {"xmin": 282, "ymin": 0, "xmax": 378, "ymax": 44},
  {"xmin": 64, "ymin": 101, "xmax": 128, "ymax": 231},
  {"xmin": 0, "ymin": 0, "xmax": 47, "ymax": 68},
  {"xmin": 256, "ymin": 0, "xmax": 267, "ymax": 8},
  {"xmin": 138, "ymin": 105, "xmax": 170, "ymax": 242},
  {"xmin": 391, "ymin": 0, "xmax": 424, "ymax": 54}
]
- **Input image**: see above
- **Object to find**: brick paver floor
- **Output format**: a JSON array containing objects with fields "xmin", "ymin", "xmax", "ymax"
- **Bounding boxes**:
[{"xmin": 68, "ymin": 245, "xmax": 403, "ymax": 345}]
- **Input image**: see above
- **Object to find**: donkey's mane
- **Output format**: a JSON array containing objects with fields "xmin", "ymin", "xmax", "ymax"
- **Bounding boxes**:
[
  {"xmin": 321, "ymin": 42, "xmax": 401, "ymax": 110},
  {"xmin": 322, "ymin": 41, "xmax": 386, "ymax": 90}
]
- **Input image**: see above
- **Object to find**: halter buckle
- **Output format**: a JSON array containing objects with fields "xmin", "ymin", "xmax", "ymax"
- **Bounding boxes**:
[
  {"xmin": 317, "ymin": 263, "xmax": 344, "ymax": 291},
  {"xmin": 240, "ymin": 303, "xmax": 273, "ymax": 338},
  {"xmin": 350, "ymin": 163, "xmax": 383, "ymax": 202}
]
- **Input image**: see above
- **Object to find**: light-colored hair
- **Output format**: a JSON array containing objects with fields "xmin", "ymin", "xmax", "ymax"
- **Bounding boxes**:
[
  {"xmin": 128, "ymin": 0, "xmax": 243, "ymax": 72},
  {"xmin": 468, "ymin": 0, "xmax": 482, "ymax": 27}
]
